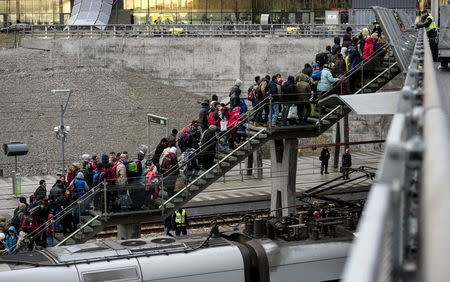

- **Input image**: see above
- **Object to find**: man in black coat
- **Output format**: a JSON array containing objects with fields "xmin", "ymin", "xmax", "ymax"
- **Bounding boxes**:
[
  {"xmin": 198, "ymin": 100, "xmax": 210, "ymax": 132},
  {"xmin": 320, "ymin": 147, "xmax": 330, "ymax": 174},
  {"xmin": 341, "ymin": 148, "xmax": 352, "ymax": 180},
  {"xmin": 34, "ymin": 180, "xmax": 47, "ymax": 203}
]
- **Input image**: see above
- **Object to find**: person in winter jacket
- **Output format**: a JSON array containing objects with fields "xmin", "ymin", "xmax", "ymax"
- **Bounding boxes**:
[
  {"xmin": 152, "ymin": 138, "xmax": 169, "ymax": 164},
  {"xmin": 362, "ymin": 35, "xmax": 375, "ymax": 60},
  {"xmin": 227, "ymin": 107, "xmax": 242, "ymax": 149},
  {"xmin": 348, "ymin": 38, "xmax": 361, "ymax": 72},
  {"xmin": 34, "ymin": 180, "xmax": 47, "ymax": 202},
  {"xmin": 341, "ymin": 148, "xmax": 352, "ymax": 180},
  {"xmin": 229, "ymin": 79, "xmax": 242, "ymax": 109},
  {"xmin": 317, "ymin": 65, "xmax": 340, "ymax": 93},
  {"xmin": 320, "ymin": 147, "xmax": 331, "ymax": 174},
  {"xmin": 160, "ymin": 147, "xmax": 179, "ymax": 198},
  {"xmin": 4, "ymin": 226, "xmax": 18, "ymax": 254},
  {"xmin": 331, "ymin": 37, "xmax": 341, "ymax": 62},
  {"xmin": 332, "ymin": 53, "xmax": 347, "ymax": 77},
  {"xmin": 198, "ymin": 100, "xmax": 210, "ymax": 132},
  {"xmin": 199, "ymin": 125, "xmax": 218, "ymax": 170},
  {"xmin": 280, "ymin": 75, "xmax": 298, "ymax": 126},
  {"xmin": 295, "ymin": 74, "xmax": 312, "ymax": 122},
  {"xmin": 72, "ymin": 172, "xmax": 89, "ymax": 199},
  {"xmin": 342, "ymin": 26, "xmax": 352, "ymax": 48},
  {"xmin": 268, "ymin": 75, "xmax": 280, "ymax": 126},
  {"xmin": 301, "ymin": 63, "xmax": 313, "ymax": 77}
]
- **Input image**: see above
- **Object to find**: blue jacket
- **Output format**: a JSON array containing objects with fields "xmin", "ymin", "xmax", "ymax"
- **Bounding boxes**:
[
  {"xmin": 73, "ymin": 179, "xmax": 87, "ymax": 198},
  {"xmin": 310, "ymin": 69, "xmax": 322, "ymax": 81},
  {"xmin": 4, "ymin": 226, "xmax": 18, "ymax": 254},
  {"xmin": 348, "ymin": 45, "xmax": 361, "ymax": 72},
  {"xmin": 268, "ymin": 80, "xmax": 279, "ymax": 102},
  {"xmin": 317, "ymin": 68, "xmax": 340, "ymax": 92}
]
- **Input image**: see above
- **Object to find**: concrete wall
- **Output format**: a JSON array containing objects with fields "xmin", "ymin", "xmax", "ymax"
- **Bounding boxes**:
[{"xmin": 21, "ymin": 36, "xmax": 331, "ymax": 99}]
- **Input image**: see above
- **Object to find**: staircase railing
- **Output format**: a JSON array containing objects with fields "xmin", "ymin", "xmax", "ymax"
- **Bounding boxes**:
[
  {"xmin": 55, "ymin": 215, "xmax": 100, "ymax": 247},
  {"xmin": 354, "ymin": 61, "xmax": 399, "ymax": 94},
  {"xmin": 23, "ymin": 182, "xmax": 105, "ymax": 246},
  {"xmin": 159, "ymin": 127, "xmax": 267, "ymax": 210}
]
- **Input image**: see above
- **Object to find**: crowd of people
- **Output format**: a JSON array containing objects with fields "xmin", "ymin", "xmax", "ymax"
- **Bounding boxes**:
[{"xmin": 0, "ymin": 23, "xmax": 383, "ymax": 255}]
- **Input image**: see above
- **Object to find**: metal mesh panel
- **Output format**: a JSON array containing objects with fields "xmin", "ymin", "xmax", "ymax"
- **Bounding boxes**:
[
  {"xmin": 67, "ymin": 0, "xmax": 113, "ymax": 28},
  {"xmin": 373, "ymin": 6, "xmax": 417, "ymax": 72}
]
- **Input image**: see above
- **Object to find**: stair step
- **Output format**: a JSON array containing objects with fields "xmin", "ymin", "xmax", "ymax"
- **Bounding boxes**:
[
  {"xmin": 188, "ymin": 185, "xmax": 200, "ymax": 191},
  {"xmin": 196, "ymin": 179, "xmax": 207, "ymax": 185},
  {"xmin": 166, "ymin": 203, "xmax": 175, "ymax": 209},
  {"xmin": 80, "ymin": 216, "xmax": 102, "ymax": 227},
  {"xmin": 173, "ymin": 197, "xmax": 184, "ymax": 203},
  {"xmin": 217, "ymin": 154, "xmax": 238, "ymax": 162},
  {"xmin": 181, "ymin": 190, "xmax": 191, "ymax": 197},
  {"xmin": 233, "ymin": 150, "xmax": 246, "ymax": 156},
  {"xmin": 247, "ymin": 124, "xmax": 267, "ymax": 131},
  {"xmin": 307, "ymin": 117, "xmax": 331, "ymax": 125},
  {"xmin": 219, "ymin": 161, "xmax": 231, "ymax": 167},
  {"xmin": 250, "ymin": 139, "xmax": 260, "ymax": 145},
  {"xmin": 202, "ymin": 173, "xmax": 214, "ymax": 179},
  {"xmin": 80, "ymin": 225, "xmax": 94, "ymax": 234},
  {"xmin": 54, "ymin": 233, "xmax": 76, "ymax": 245}
]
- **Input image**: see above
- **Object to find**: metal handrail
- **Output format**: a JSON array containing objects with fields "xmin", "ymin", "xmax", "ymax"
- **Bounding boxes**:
[
  {"xmin": 55, "ymin": 215, "xmax": 100, "ymax": 246},
  {"xmin": 159, "ymin": 127, "xmax": 267, "ymax": 209},
  {"xmin": 354, "ymin": 61, "xmax": 399, "ymax": 94},
  {"xmin": 421, "ymin": 28, "xmax": 450, "ymax": 282},
  {"xmin": 24, "ymin": 182, "xmax": 104, "ymax": 242},
  {"xmin": 316, "ymin": 105, "xmax": 342, "ymax": 125}
]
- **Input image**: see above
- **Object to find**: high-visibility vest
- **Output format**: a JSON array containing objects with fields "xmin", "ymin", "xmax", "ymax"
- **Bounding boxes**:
[
  {"xmin": 175, "ymin": 210, "xmax": 186, "ymax": 227},
  {"xmin": 425, "ymin": 15, "xmax": 437, "ymax": 32}
]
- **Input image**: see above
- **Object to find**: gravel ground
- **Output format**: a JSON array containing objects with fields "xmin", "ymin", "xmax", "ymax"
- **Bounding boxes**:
[{"xmin": 0, "ymin": 48, "xmax": 205, "ymax": 176}]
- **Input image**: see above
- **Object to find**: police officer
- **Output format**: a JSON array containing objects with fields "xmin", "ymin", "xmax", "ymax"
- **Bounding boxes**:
[
  {"xmin": 416, "ymin": 10, "xmax": 438, "ymax": 62},
  {"xmin": 173, "ymin": 209, "xmax": 188, "ymax": 236}
]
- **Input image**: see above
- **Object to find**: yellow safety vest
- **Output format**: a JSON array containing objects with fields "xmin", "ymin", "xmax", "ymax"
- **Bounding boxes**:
[
  {"xmin": 425, "ymin": 15, "xmax": 437, "ymax": 32},
  {"xmin": 175, "ymin": 210, "xmax": 186, "ymax": 226}
]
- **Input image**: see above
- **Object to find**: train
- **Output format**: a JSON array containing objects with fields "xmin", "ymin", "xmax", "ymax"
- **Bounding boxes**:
[{"xmin": 0, "ymin": 213, "xmax": 358, "ymax": 281}]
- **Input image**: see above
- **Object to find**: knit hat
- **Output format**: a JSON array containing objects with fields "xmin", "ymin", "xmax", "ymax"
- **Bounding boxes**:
[{"xmin": 235, "ymin": 79, "xmax": 243, "ymax": 87}]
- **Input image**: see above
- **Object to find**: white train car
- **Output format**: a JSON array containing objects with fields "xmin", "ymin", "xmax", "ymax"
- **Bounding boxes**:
[{"xmin": 0, "ymin": 232, "xmax": 351, "ymax": 282}]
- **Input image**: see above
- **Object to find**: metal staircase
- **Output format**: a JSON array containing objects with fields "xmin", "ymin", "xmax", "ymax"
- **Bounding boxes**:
[{"xmin": 26, "ymin": 25, "xmax": 414, "ymax": 247}]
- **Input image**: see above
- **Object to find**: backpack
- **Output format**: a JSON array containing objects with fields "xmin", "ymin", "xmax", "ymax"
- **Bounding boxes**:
[
  {"xmin": 125, "ymin": 161, "xmax": 138, "ymax": 178},
  {"xmin": 161, "ymin": 153, "xmax": 175, "ymax": 176},
  {"xmin": 315, "ymin": 52, "xmax": 328, "ymax": 67},
  {"xmin": 247, "ymin": 87, "xmax": 257, "ymax": 101},
  {"xmin": 92, "ymin": 170, "xmax": 102, "ymax": 184}
]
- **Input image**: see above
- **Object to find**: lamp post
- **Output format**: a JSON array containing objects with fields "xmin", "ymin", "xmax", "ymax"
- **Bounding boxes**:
[{"xmin": 52, "ymin": 89, "xmax": 73, "ymax": 175}]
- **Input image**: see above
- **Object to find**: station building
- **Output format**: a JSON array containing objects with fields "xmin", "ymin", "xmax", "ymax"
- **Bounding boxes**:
[
  {"xmin": 0, "ymin": 0, "xmax": 353, "ymax": 27},
  {"xmin": 0, "ymin": 0, "xmax": 421, "ymax": 27}
]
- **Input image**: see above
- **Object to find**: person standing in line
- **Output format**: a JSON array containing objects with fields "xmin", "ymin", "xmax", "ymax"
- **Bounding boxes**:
[
  {"xmin": 341, "ymin": 148, "xmax": 352, "ymax": 180},
  {"xmin": 320, "ymin": 147, "xmax": 330, "ymax": 174},
  {"xmin": 173, "ymin": 208, "xmax": 188, "ymax": 236}
]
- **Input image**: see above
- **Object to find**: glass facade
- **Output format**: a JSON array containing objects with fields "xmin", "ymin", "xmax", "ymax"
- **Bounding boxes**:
[
  {"xmin": 0, "ymin": 0, "xmax": 353, "ymax": 26},
  {"xmin": 123, "ymin": 0, "xmax": 352, "ymax": 24},
  {"xmin": 0, "ymin": 0, "xmax": 71, "ymax": 26}
]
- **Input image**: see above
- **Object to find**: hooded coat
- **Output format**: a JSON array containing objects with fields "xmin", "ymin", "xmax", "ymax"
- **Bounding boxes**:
[
  {"xmin": 362, "ymin": 37, "xmax": 374, "ymax": 59},
  {"xmin": 317, "ymin": 68, "xmax": 340, "ymax": 92},
  {"xmin": 199, "ymin": 125, "xmax": 218, "ymax": 170},
  {"xmin": 5, "ymin": 226, "xmax": 18, "ymax": 254},
  {"xmin": 228, "ymin": 107, "xmax": 241, "ymax": 128},
  {"xmin": 295, "ymin": 74, "xmax": 311, "ymax": 102},
  {"xmin": 229, "ymin": 81, "xmax": 242, "ymax": 109}
]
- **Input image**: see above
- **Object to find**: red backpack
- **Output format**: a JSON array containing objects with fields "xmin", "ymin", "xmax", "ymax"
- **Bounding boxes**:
[{"xmin": 247, "ymin": 87, "xmax": 256, "ymax": 101}]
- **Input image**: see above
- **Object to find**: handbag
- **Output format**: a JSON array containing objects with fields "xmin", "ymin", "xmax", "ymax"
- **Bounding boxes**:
[
  {"xmin": 220, "ymin": 119, "xmax": 228, "ymax": 132},
  {"xmin": 287, "ymin": 104, "xmax": 297, "ymax": 119}
]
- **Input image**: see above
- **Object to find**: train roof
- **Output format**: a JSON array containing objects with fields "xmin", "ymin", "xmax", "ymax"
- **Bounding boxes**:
[{"xmin": 0, "ymin": 234, "xmax": 233, "ymax": 267}]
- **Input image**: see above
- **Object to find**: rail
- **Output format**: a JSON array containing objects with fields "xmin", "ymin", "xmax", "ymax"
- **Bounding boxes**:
[
  {"xmin": 55, "ymin": 215, "xmax": 99, "ymax": 247},
  {"xmin": 343, "ymin": 28, "xmax": 448, "ymax": 282},
  {"xmin": 14, "ymin": 23, "xmax": 368, "ymax": 38}
]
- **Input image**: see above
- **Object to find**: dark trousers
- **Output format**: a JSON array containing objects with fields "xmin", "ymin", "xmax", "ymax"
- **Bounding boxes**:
[
  {"xmin": 175, "ymin": 226, "xmax": 187, "ymax": 236},
  {"xmin": 298, "ymin": 103, "xmax": 311, "ymax": 121},
  {"xmin": 342, "ymin": 167, "xmax": 350, "ymax": 180},
  {"xmin": 321, "ymin": 161, "xmax": 329, "ymax": 174}
]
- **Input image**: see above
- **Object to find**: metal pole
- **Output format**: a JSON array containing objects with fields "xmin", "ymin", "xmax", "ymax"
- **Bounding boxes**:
[
  {"xmin": 14, "ymin": 156, "xmax": 18, "ymax": 174},
  {"xmin": 60, "ymin": 104, "xmax": 65, "ymax": 174}
]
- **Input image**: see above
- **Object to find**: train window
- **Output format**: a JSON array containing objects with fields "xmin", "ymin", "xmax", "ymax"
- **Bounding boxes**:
[{"xmin": 82, "ymin": 267, "xmax": 139, "ymax": 282}]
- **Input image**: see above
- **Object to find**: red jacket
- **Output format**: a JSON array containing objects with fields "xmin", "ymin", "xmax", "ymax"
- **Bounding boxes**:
[
  {"xmin": 207, "ymin": 111, "xmax": 220, "ymax": 126},
  {"xmin": 228, "ymin": 107, "xmax": 241, "ymax": 128},
  {"xmin": 362, "ymin": 37, "xmax": 374, "ymax": 60}
]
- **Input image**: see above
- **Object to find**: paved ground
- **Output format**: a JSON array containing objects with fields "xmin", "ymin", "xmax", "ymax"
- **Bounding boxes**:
[{"xmin": 0, "ymin": 151, "xmax": 382, "ymax": 217}]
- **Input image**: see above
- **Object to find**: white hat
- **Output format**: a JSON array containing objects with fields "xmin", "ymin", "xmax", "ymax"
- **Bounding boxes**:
[
  {"xmin": 169, "ymin": 147, "xmax": 177, "ymax": 154},
  {"xmin": 0, "ymin": 233, "xmax": 5, "ymax": 240}
]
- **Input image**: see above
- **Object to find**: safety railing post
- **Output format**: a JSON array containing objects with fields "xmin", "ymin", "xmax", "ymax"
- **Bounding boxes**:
[
  {"xmin": 103, "ymin": 181, "xmax": 107, "ymax": 219},
  {"xmin": 269, "ymin": 96, "xmax": 273, "ymax": 132}
]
